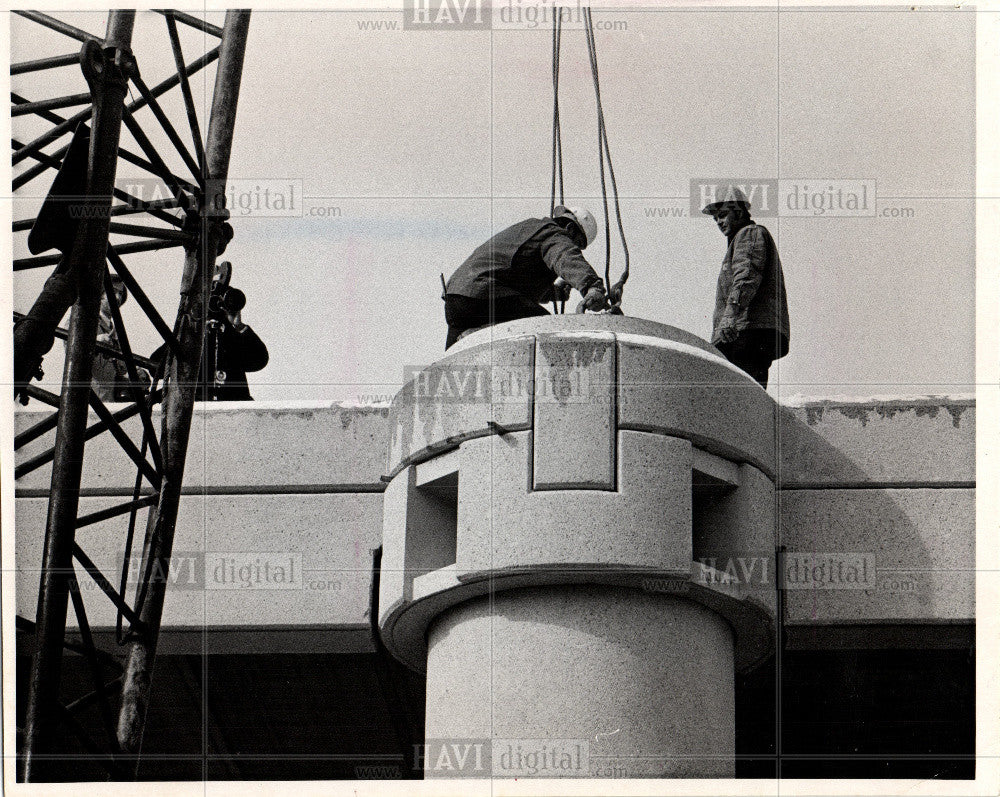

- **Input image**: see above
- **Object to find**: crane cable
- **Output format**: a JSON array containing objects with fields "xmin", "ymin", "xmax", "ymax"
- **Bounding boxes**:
[
  {"xmin": 582, "ymin": 7, "xmax": 629, "ymax": 310},
  {"xmin": 550, "ymin": 14, "xmax": 566, "ymax": 313},
  {"xmin": 549, "ymin": 9, "xmax": 630, "ymax": 312},
  {"xmin": 550, "ymin": 12, "xmax": 564, "ymax": 217}
]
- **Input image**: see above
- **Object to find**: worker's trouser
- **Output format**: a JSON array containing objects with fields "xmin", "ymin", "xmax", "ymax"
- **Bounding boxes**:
[
  {"xmin": 444, "ymin": 293, "xmax": 549, "ymax": 349},
  {"xmin": 716, "ymin": 328, "xmax": 784, "ymax": 389}
]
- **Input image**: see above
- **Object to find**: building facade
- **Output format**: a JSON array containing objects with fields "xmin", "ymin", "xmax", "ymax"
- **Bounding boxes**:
[{"xmin": 14, "ymin": 317, "xmax": 975, "ymax": 781}]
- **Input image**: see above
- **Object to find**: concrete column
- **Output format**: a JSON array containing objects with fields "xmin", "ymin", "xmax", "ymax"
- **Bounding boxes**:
[
  {"xmin": 380, "ymin": 316, "xmax": 777, "ymax": 780},
  {"xmin": 424, "ymin": 585, "xmax": 735, "ymax": 778}
]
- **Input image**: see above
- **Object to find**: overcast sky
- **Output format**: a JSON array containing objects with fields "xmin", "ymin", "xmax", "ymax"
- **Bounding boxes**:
[{"xmin": 10, "ymin": 5, "xmax": 975, "ymax": 402}]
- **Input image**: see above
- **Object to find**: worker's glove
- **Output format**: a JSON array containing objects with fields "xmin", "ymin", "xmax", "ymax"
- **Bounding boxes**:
[
  {"xmin": 576, "ymin": 286, "xmax": 609, "ymax": 314},
  {"xmin": 715, "ymin": 307, "xmax": 744, "ymax": 344},
  {"xmin": 552, "ymin": 280, "xmax": 572, "ymax": 302}
]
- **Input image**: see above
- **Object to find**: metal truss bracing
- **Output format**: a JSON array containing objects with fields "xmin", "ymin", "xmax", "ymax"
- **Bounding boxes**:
[{"xmin": 12, "ymin": 9, "xmax": 251, "ymax": 781}]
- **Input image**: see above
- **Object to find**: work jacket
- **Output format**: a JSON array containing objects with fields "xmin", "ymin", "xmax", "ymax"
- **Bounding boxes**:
[
  {"xmin": 207, "ymin": 322, "xmax": 270, "ymax": 401},
  {"xmin": 446, "ymin": 218, "xmax": 604, "ymax": 304},
  {"xmin": 712, "ymin": 221, "xmax": 790, "ymax": 357},
  {"xmin": 149, "ymin": 322, "xmax": 269, "ymax": 401}
]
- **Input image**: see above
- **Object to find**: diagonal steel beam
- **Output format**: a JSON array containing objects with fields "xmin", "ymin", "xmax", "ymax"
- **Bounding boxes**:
[
  {"xmin": 116, "ymin": 10, "xmax": 251, "ymax": 764},
  {"xmin": 164, "ymin": 14, "xmax": 206, "ymax": 176},
  {"xmin": 12, "ymin": 93, "xmax": 198, "ymax": 195},
  {"xmin": 13, "ymin": 11, "xmax": 101, "ymax": 44},
  {"xmin": 11, "ymin": 92, "xmax": 92, "ymax": 117},
  {"xmin": 154, "ymin": 9, "xmax": 224, "ymax": 38},
  {"xmin": 11, "ymin": 52, "xmax": 81, "ymax": 75},
  {"xmin": 19, "ymin": 13, "xmax": 136, "ymax": 782},
  {"xmin": 12, "ymin": 44, "xmax": 219, "ymax": 168}
]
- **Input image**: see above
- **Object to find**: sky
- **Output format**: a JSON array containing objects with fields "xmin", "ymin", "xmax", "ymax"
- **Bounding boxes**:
[{"xmin": 9, "ymin": 5, "xmax": 976, "ymax": 403}]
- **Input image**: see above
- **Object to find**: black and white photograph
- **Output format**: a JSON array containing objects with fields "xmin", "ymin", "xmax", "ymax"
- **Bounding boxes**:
[{"xmin": 2, "ymin": 1, "xmax": 995, "ymax": 794}]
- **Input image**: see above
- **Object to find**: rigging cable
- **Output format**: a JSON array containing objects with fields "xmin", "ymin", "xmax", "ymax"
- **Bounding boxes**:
[
  {"xmin": 550, "ymin": 12, "xmax": 565, "ymax": 216},
  {"xmin": 583, "ymin": 7, "xmax": 630, "ymax": 309},
  {"xmin": 551, "ymin": 13, "xmax": 566, "ymax": 312}
]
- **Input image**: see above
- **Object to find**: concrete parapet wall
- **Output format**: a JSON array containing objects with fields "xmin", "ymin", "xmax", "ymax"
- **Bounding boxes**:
[
  {"xmin": 778, "ymin": 395, "xmax": 974, "ymax": 488},
  {"xmin": 14, "ymin": 401, "xmax": 388, "ymax": 653},
  {"xmin": 14, "ymin": 401, "xmax": 390, "ymax": 493},
  {"xmin": 14, "ymin": 343, "xmax": 975, "ymax": 650},
  {"xmin": 776, "ymin": 394, "xmax": 975, "ymax": 647}
]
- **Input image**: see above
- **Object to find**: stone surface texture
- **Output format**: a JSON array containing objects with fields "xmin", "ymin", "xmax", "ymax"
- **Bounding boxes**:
[
  {"xmin": 14, "ymin": 401, "xmax": 390, "ymax": 491},
  {"xmin": 532, "ymin": 332, "xmax": 616, "ymax": 489},
  {"xmin": 778, "ymin": 395, "xmax": 974, "ymax": 486},
  {"xmin": 780, "ymin": 488, "xmax": 975, "ymax": 626},
  {"xmin": 424, "ymin": 586, "xmax": 735, "ymax": 779}
]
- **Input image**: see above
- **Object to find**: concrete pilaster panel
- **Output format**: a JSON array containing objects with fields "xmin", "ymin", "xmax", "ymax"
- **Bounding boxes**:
[
  {"xmin": 532, "ymin": 332, "xmax": 616, "ymax": 490},
  {"xmin": 423, "ymin": 585, "xmax": 735, "ymax": 778}
]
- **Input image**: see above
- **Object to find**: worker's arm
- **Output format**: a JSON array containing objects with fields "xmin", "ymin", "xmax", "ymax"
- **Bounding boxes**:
[
  {"xmin": 726, "ymin": 225, "xmax": 767, "ymax": 311},
  {"xmin": 225, "ymin": 315, "xmax": 270, "ymax": 373},
  {"xmin": 537, "ymin": 227, "xmax": 605, "ymax": 296},
  {"xmin": 717, "ymin": 225, "xmax": 766, "ymax": 342}
]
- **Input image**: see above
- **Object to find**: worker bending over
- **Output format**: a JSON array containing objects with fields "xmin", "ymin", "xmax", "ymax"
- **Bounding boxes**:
[{"xmin": 442, "ymin": 205, "xmax": 609, "ymax": 349}]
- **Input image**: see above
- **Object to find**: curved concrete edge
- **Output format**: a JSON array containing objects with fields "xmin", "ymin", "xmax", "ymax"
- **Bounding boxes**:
[
  {"xmin": 617, "ymin": 334, "xmax": 775, "ymax": 477},
  {"xmin": 387, "ymin": 317, "xmax": 776, "ymax": 479},
  {"xmin": 386, "ymin": 332, "xmax": 536, "ymax": 477},
  {"xmin": 378, "ymin": 563, "xmax": 774, "ymax": 675},
  {"xmin": 448, "ymin": 314, "xmax": 720, "ymax": 357}
]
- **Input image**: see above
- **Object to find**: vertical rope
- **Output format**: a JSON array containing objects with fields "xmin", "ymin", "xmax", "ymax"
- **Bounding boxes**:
[
  {"xmin": 550, "ymin": 13, "xmax": 564, "ymax": 217},
  {"xmin": 583, "ymin": 8, "xmax": 630, "ymax": 307},
  {"xmin": 551, "ymin": 12, "xmax": 565, "ymax": 313}
]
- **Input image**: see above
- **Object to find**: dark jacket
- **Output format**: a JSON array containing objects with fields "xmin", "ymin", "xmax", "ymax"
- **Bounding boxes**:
[
  {"xmin": 446, "ymin": 217, "xmax": 604, "ymax": 303},
  {"xmin": 150, "ymin": 322, "xmax": 269, "ymax": 401},
  {"xmin": 208, "ymin": 323, "xmax": 269, "ymax": 401},
  {"xmin": 712, "ymin": 221, "xmax": 790, "ymax": 357}
]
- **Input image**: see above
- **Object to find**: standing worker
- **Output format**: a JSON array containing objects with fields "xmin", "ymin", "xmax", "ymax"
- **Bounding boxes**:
[
  {"xmin": 442, "ymin": 205, "xmax": 610, "ymax": 349},
  {"xmin": 149, "ymin": 261, "xmax": 268, "ymax": 401},
  {"xmin": 702, "ymin": 185, "xmax": 790, "ymax": 388}
]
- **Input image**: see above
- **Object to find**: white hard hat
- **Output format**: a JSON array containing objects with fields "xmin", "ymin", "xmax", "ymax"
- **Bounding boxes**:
[
  {"xmin": 701, "ymin": 184, "xmax": 751, "ymax": 215},
  {"xmin": 554, "ymin": 205, "xmax": 598, "ymax": 248}
]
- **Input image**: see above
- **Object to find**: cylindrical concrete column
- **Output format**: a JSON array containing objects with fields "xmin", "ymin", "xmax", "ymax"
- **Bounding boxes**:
[
  {"xmin": 424, "ymin": 585, "xmax": 735, "ymax": 778},
  {"xmin": 379, "ymin": 316, "xmax": 776, "ymax": 780}
]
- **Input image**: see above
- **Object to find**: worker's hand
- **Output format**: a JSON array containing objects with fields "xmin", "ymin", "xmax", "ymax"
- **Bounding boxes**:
[
  {"xmin": 716, "ymin": 309, "xmax": 743, "ymax": 344},
  {"xmin": 552, "ymin": 280, "xmax": 572, "ymax": 302},
  {"xmin": 576, "ymin": 286, "xmax": 609, "ymax": 314}
]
